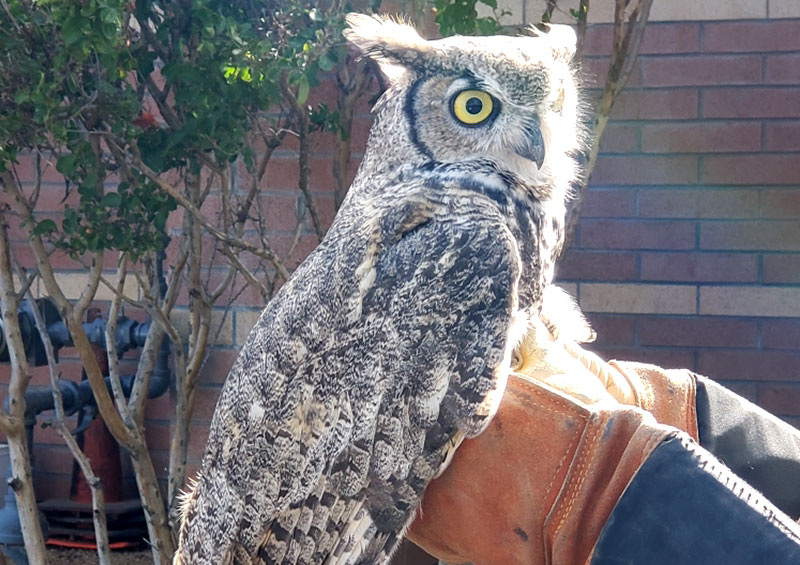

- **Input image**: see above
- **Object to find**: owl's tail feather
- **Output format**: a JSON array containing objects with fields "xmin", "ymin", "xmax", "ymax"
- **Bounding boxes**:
[
  {"xmin": 253, "ymin": 475, "xmax": 369, "ymax": 565},
  {"xmin": 257, "ymin": 478, "xmax": 326, "ymax": 564}
]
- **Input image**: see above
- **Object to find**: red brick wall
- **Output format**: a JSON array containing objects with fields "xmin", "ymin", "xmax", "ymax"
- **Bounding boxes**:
[{"xmin": 559, "ymin": 17, "xmax": 800, "ymax": 428}]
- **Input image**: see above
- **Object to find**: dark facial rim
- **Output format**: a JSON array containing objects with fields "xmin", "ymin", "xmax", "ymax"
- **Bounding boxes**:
[
  {"xmin": 449, "ymin": 89, "xmax": 502, "ymax": 129},
  {"xmin": 404, "ymin": 78, "xmax": 435, "ymax": 160}
]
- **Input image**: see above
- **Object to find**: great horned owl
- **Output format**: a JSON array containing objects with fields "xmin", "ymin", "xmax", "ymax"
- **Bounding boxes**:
[{"xmin": 176, "ymin": 14, "xmax": 584, "ymax": 565}]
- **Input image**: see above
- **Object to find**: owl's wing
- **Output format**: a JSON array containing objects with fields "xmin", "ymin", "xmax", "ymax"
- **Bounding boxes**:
[
  {"xmin": 326, "ymin": 202, "xmax": 523, "ymax": 564},
  {"xmin": 177, "ymin": 195, "xmax": 522, "ymax": 565}
]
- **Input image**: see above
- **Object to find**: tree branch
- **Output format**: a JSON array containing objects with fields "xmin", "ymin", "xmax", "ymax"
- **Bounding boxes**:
[
  {"xmin": 1, "ymin": 169, "xmax": 134, "ymax": 447},
  {"xmin": 0, "ymin": 198, "xmax": 47, "ymax": 562},
  {"xmin": 561, "ymin": 0, "xmax": 653, "ymax": 254},
  {"xmin": 105, "ymin": 254, "xmax": 134, "ymax": 422},
  {"xmin": 126, "ymin": 148, "xmax": 291, "ymax": 281},
  {"xmin": 280, "ymin": 72, "xmax": 324, "ymax": 240},
  {"xmin": 24, "ymin": 273, "xmax": 112, "ymax": 565},
  {"xmin": 333, "ymin": 59, "xmax": 372, "ymax": 209}
]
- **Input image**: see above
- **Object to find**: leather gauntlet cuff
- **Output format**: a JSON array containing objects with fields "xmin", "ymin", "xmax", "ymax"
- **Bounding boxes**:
[{"xmin": 408, "ymin": 373, "xmax": 677, "ymax": 565}]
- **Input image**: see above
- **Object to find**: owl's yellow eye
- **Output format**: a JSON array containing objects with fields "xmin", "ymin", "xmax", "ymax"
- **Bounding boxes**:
[{"xmin": 451, "ymin": 90, "xmax": 495, "ymax": 126}]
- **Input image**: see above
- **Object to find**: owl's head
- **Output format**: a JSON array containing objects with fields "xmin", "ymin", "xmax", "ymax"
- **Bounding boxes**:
[{"xmin": 345, "ymin": 14, "xmax": 585, "ymax": 195}]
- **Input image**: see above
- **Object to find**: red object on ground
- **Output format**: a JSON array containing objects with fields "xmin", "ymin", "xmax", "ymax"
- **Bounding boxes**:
[{"xmin": 46, "ymin": 539, "xmax": 136, "ymax": 550}]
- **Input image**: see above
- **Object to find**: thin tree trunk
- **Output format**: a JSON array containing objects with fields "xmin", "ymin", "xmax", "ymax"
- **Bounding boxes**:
[
  {"xmin": 0, "ymin": 203, "xmax": 48, "ymax": 563},
  {"xmin": 25, "ymin": 287, "xmax": 112, "ymax": 565},
  {"xmin": 5, "ymin": 430, "xmax": 46, "ymax": 564},
  {"xmin": 130, "ymin": 442, "xmax": 176, "ymax": 563}
]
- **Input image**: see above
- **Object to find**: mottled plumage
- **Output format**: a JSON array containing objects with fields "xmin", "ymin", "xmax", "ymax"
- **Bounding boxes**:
[{"xmin": 176, "ymin": 14, "xmax": 584, "ymax": 564}]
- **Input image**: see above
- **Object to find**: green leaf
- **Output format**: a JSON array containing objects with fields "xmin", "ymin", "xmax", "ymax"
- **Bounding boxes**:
[
  {"xmin": 296, "ymin": 74, "xmax": 310, "ymax": 105},
  {"xmin": 99, "ymin": 23, "xmax": 118, "ymax": 42},
  {"xmin": 476, "ymin": 18, "xmax": 498, "ymax": 35},
  {"xmin": 33, "ymin": 219, "xmax": 57, "ymax": 236},
  {"xmin": 102, "ymin": 192, "xmax": 121, "ymax": 207},
  {"xmin": 223, "ymin": 65, "xmax": 238, "ymax": 80},
  {"xmin": 63, "ymin": 208, "xmax": 78, "ymax": 234},
  {"xmin": 61, "ymin": 14, "xmax": 85, "ymax": 45},
  {"xmin": 56, "ymin": 154, "xmax": 78, "ymax": 177},
  {"xmin": 100, "ymin": 7, "xmax": 120, "ymax": 24},
  {"xmin": 318, "ymin": 54, "xmax": 335, "ymax": 72}
]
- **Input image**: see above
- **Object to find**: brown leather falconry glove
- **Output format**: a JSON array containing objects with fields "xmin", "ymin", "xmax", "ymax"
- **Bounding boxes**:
[
  {"xmin": 406, "ymin": 321, "xmax": 682, "ymax": 564},
  {"xmin": 561, "ymin": 342, "xmax": 700, "ymax": 439},
  {"xmin": 520, "ymin": 285, "xmax": 700, "ymax": 438}
]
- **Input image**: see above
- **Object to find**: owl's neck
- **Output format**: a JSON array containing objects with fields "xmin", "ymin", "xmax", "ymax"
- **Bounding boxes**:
[{"xmin": 348, "ymin": 91, "xmax": 429, "ymax": 199}]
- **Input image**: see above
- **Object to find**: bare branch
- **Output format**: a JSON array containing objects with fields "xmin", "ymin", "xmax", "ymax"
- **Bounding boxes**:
[
  {"xmin": 96, "ymin": 273, "xmax": 144, "ymax": 308},
  {"xmin": 1, "ymin": 169, "xmax": 134, "ymax": 447},
  {"xmin": 333, "ymin": 59, "xmax": 372, "ymax": 209},
  {"xmin": 0, "ymin": 194, "xmax": 47, "ymax": 562},
  {"xmin": 164, "ymin": 245, "xmax": 188, "ymax": 314},
  {"xmin": 143, "ymin": 73, "xmax": 182, "ymax": 131},
  {"xmin": 126, "ymin": 148, "xmax": 292, "ymax": 281},
  {"xmin": 0, "ymin": 0, "xmax": 22, "ymax": 33},
  {"xmin": 280, "ymin": 72, "xmax": 324, "ymax": 241},
  {"xmin": 616, "ymin": 0, "xmax": 652, "ymax": 95},
  {"xmin": 0, "ymin": 204, "xmax": 25, "ymax": 428},
  {"xmin": 562, "ymin": 0, "xmax": 653, "ymax": 253},
  {"xmin": 23, "ymin": 269, "xmax": 112, "ymax": 565},
  {"xmin": 74, "ymin": 252, "xmax": 105, "ymax": 320},
  {"xmin": 575, "ymin": 0, "xmax": 589, "ymax": 61},
  {"xmin": 253, "ymin": 118, "xmax": 288, "ymax": 185},
  {"xmin": 13, "ymin": 268, "xmax": 37, "ymax": 306},
  {"xmin": 543, "ymin": 0, "xmax": 558, "ymax": 22},
  {"xmin": 29, "ymin": 149, "xmax": 42, "ymax": 206},
  {"xmin": 217, "ymin": 247, "xmax": 270, "ymax": 302},
  {"xmin": 105, "ymin": 253, "xmax": 133, "ymax": 422}
]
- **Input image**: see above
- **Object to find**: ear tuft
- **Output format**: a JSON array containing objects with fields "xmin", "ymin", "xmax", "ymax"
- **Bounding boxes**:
[
  {"xmin": 525, "ymin": 23, "xmax": 577, "ymax": 61},
  {"xmin": 344, "ymin": 13, "xmax": 427, "ymax": 80},
  {"xmin": 344, "ymin": 13, "xmax": 425, "ymax": 56}
]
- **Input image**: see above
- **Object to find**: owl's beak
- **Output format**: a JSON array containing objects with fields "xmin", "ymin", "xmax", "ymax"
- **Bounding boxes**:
[{"xmin": 515, "ymin": 126, "xmax": 545, "ymax": 169}]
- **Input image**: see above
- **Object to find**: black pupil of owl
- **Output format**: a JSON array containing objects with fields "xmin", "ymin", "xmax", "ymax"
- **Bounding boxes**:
[{"xmin": 465, "ymin": 97, "xmax": 483, "ymax": 115}]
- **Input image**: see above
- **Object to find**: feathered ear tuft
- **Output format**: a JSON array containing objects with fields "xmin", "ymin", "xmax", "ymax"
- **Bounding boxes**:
[
  {"xmin": 525, "ymin": 23, "xmax": 577, "ymax": 62},
  {"xmin": 344, "ymin": 13, "xmax": 428, "ymax": 81}
]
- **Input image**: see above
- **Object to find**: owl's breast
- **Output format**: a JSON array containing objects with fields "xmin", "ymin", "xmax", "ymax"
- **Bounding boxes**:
[{"xmin": 506, "ymin": 186, "xmax": 566, "ymax": 313}]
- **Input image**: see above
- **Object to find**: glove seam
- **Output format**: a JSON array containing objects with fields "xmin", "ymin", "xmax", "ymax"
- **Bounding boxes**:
[
  {"xmin": 507, "ymin": 377, "xmax": 591, "ymax": 504},
  {"xmin": 548, "ymin": 411, "xmax": 605, "ymax": 542}
]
